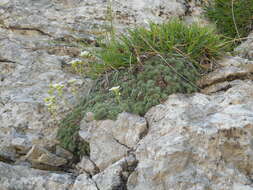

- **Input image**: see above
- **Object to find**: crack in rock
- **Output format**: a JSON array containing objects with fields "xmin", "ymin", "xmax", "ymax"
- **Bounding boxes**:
[
  {"xmin": 113, "ymin": 137, "xmax": 132, "ymax": 150},
  {"xmin": 2, "ymin": 26, "xmax": 53, "ymax": 37},
  {"xmin": 0, "ymin": 58, "xmax": 15, "ymax": 63}
]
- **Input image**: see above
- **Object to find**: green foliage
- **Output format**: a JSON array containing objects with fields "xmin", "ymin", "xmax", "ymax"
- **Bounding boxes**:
[
  {"xmin": 57, "ymin": 56, "xmax": 201, "ymax": 157},
  {"xmin": 88, "ymin": 56, "xmax": 201, "ymax": 119},
  {"xmin": 204, "ymin": 0, "xmax": 253, "ymax": 40},
  {"xmin": 87, "ymin": 19, "xmax": 229, "ymax": 76},
  {"xmin": 57, "ymin": 19, "xmax": 230, "ymax": 157},
  {"xmin": 57, "ymin": 101, "xmax": 90, "ymax": 158}
]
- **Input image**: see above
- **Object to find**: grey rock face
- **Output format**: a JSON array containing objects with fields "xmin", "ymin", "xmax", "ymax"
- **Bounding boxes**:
[
  {"xmin": 25, "ymin": 145, "xmax": 67, "ymax": 167},
  {"xmin": 128, "ymin": 80, "xmax": 253, "ymax": 190},
  {"xmin": 2, "ymin": 0, "xmax": 253, "ymax": 190},
  {"xmin": 55, "ymin": 145, "xmax": 73, "ymax": 160},
  {"xmin": 93, "ymin": 154, "xmax": 138, "ymax": 190},
  {"xmin": 76, "ymin": 156, "xmax": 99, "ymax": 175},
  {"xmin": 80, "ymin": 119, "xmax": 129, "ymax": 171},
  {"xmin": 72, "ymin": 173, "xmax": 98, "ymax": 190},
  {"xmin": 0, "ymin": 0, "xmax": 95, "ymax": 161},
  {"xmin": 0, "ymin": 162, "xmax": 74, "ymax": 190},
  {"xmin": 198, "ymin": 56, "xmax": 253, "ymax": 94},
  {"xmin": 235, "ymin": 32, "xmax": 253, "ymax": 60},
  {"xmin": 112, "ymin": 112, "xmax": 148, "ymax": 148},
  {"xmin": 74, "ymin": 155, "xmax": 138, "ymax": 190},
  {"xmin": 79, "ymin": 113, "xmax": 147, "ymax": 171},
  {"xmin": 0, "ymin": 0, "xmax": 188, "ymax": 164}
]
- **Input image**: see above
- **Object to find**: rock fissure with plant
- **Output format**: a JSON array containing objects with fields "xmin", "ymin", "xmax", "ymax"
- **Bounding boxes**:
[
  {"xmin": 56, "ymin": 19, "xmax": 232, "ymax": 159},
  {"xmin": 1, "ymin": 0, "xmax": 253, "ymax": 189}
]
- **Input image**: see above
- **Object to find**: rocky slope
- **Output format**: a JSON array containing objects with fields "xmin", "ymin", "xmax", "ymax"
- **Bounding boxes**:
[{"xmin": 1, "ymin": 0, "xmax": 253, "ymax": 190}]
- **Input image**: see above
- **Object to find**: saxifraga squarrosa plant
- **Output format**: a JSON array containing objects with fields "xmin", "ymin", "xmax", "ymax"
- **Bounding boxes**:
[
  {"xmin": 57, "ymin": 19, "xmax": 231, "ymax": 158},
  {"xmin": 204, "ymin": 0, "xmax": 253, "ymax": 43}
]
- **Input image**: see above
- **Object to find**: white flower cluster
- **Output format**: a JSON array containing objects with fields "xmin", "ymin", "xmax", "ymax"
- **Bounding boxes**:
[
  {"xmin": 67, "ymin": 59, "xmax": 82, "ymax": 65},
  {"xmin": 51, "ymin": 83, "xmax": 64, "ymax": 90},
  {"xmin": 80, "ymin": 50, "xmax": 92, "ymax": 57},
  {"xmin": 109, "ymin": 86, "xmax": 120, "ymax": 91}
]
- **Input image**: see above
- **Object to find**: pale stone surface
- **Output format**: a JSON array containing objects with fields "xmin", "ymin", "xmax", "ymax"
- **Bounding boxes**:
[
  {"xmin": 11, "ymin": 136, "xmax": 31, "ymax": 154},
  {"xmin": 199, "ymin": 56, "xmax": 253, "ymax": 94},
  {"xmin": 1, "ymin": 0, "xmax": 253, "ymax": 189},
  {"xmin": 0, "ymin": 161, "xmax": 74, "ymax": 190},
  {"xmin": 233, "ymin": 184, "xmax": 253, "ymax": 190},
  {"xmin": 55, "ymin": 145, "xmax": 73, "ymax": 161},
  {"xmin": 25, "ymin": 145, "xmax": 67, "ymax": 167},
  {"xmin": 235, "ymin": 32, "xmax": 253, "ymax": 60},
  {"xmin": 73, "ymin": 154, "xmax": 137, "ymax": 190},
  {"xmin": 0, "ymin": 0, "xmax": 95, "ymax": 161},
  {"xmin": 79, "ymin": 113, "xmax": 147, "ymax": 171},
  {"xmin": 76, "ymin": 156, "xmax": 99, "ymax": 175},
  {"xmin": 0, "ymin": 0, "xmax": 190, "ymax": 163},
  {"xmin": 198, "ymin": 65, "xmax": 253, "ymax": 88},
  {"xmin": 72, "ymin": 173, "xmax": 98, "ymax": 190},
  {"xmin": 93, "ymin": 159, "xmax": 127, "ymax": 190},
  {"xmin": 80, "ymin": 119, "xmax": 129, "ymax": 171},
  {"xmin": 112, "ymin": 112, "xmax": 147, "ymax": 148},
  {"xmin": 93, "ymin": 155, "xmax": 137, "ymax": 190},
  {"xmin": 127, "ymin": 80, "xmax": 253, "ymax": 190}
]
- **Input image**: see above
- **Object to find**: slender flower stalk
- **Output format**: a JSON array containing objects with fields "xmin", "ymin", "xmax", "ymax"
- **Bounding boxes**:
[{"xmin": 109, "ymin": 86, "xmax": 121, "ymax": 103}]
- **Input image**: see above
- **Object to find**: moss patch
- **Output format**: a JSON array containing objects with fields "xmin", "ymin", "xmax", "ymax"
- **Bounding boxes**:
[{"xmin": 86, "ymin": 56, "xmax": 201, "ymax": 120}]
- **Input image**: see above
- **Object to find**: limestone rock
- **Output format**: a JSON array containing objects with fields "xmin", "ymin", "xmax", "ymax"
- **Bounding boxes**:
[
  {"xmin": 93, "ymin": 160, "xmax": 126, "ymax": 190},
  {"xmin": 25, "ymin": 145, "xmax": 67, "ymax": 167},
  {"xmin": 0, "ymin": 0, "xmax": 188, "ymax": 164},
  {"xmin": 11, "ymin": 136, "xmax": 31, "ymax": 154},
  {"xmin": 74, "ymin": 155, "xmax": 137, "ymax": 190},
  {"xmin": 198, "ymin": 56, "xmax": 253, "ymax": 94},
  {"xmin": 76, "ymin": 156, "xmax": 99, "ymax": 176},
  {"xmin": 233, "ymin": 184, "xmax": 253, "ymax": 190},
  {"xmin": 198, "ymin": 65, "xmax": 253, "ymax": 88},
  {"xmin": 2, "ymin": 0, "xmax": 253, "ymax": 189},
  {"xmin": 79, "ymin": 120, "xmax": 129, "ymax": 171},
  {"xmin": 55, "ymin": 145, "xmax": 73, "ymax": 161},
  {"xmin": 79, "ymin": 113, "xmax": 147, "ymax": 171},
  {"xmin": 72, "ymin": 173, "xmax": 98, "ymax": 190},
  {"xmin": 85, "ymin": 112, "xmax": 95, "ymax": 122},
  {"xmin": 127, "ymin": 81, "xmax": 253, "ymax": 190},
  {"xmin": 93, "ymin": 156, "xmax": 136, "ymax": 190},
  {"xmin": 0, "ymin": 161, "xmax": 74, "ymax": 190},
  {"xmin": 112, "ymin": 112, "xmax": 147, "ymax": 148},
  {"xmin": 235, "ymin": 32, "xmax": 253, "ymax": 60}
]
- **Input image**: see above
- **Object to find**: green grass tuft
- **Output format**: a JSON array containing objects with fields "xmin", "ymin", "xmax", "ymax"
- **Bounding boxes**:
[
  {"xmin": 204, "ymin": 0, "xmax": 253, "ymax": 42},
  {"xmin": 87, "ymin": 19, "xmax": 230, "ymax": 76}
]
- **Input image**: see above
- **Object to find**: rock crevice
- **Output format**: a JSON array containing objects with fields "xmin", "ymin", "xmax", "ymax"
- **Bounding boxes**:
[{"xmin": 2, "ymin": 26, "xmax": 53, "ymax": 37}]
